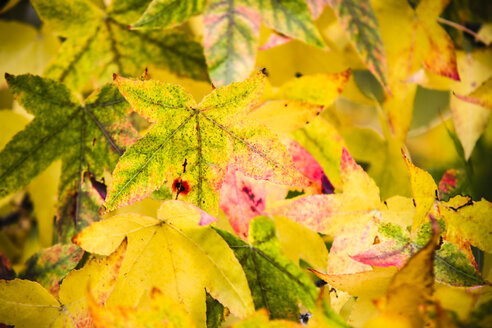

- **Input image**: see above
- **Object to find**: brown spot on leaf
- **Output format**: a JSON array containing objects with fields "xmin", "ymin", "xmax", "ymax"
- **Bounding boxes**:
[
  {"xmin": 172, "ymin": 178, "xmax": 190, "ymax": 199},
  {"xmin": 373, "ymin": 235, "xmax": 381, "ymax": 245}
]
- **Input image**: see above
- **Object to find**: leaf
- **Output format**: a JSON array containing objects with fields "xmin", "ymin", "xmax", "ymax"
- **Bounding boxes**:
[
  {"xmin": 132, "ymin": 0, "xmax": 205, "ymax": 29},
  {"xmin": 292, "ymin": 117, "xmax": 346, "ymax": 191},
  {"xmin": 89, "ymin": 287, "xmax": 196, "ymax": 328},
  {"xmin": 274, "ymin": 215, "xmax": 329, "ymax": 272},
  {"xmin": 32, "ymin": 0, "xmax": 208, "ymax": 91},
  {"xmin": 372, "ymin": 0, "xmax": 459, "ymax": 140},
  {"xmin": 352, "ymin": 221, "xmax": 484, "ymax": 287},
  {"xmin": 306, "ymin": 0, "xmax": 330, "ymax": 19},
  {"xmin": 402, "ymin": 152, "xmax": 438, "ymax": 232},
  {"xmin": 0, "ymin": 239, "xmax": 127, "ymax": 328},
  {"xmin": 258, "ymin": 0, "xmax": 326, "ymax": 50},
  {"xmin": 250, "ymin": 100, "xmax": 323, "ymax": 136},
  {"xmin": 438, "ymin": 169, "xmax": 467, "ymax": 201},
  {"xmin": 73, "ymin": 200, "xmax": 254, "ymax": 327},
  {"xmin": 274, "ymin": 70, "xmax": 351, "ymax": 106},
  {"xmin": 230, "ymin": 309, "xmax": 302, "ymax": 327},
  {"xmin": 18, "ymin": 243, "xmax": 84, "ymax": 296},
  {"xmin": 0, "ymin": 21, "xmax": 59, "ymax": 82},
  {"xmin": 220, "ymin": 166, "xmax": 266, "ymax": 240},
  {"xmin": 285, "ymin": 139, "xmax": 334, "ymax": 194},
  {"xmin": 106, "ymin": 72, "xmax": 308, "ymax": 215},
  {"xmin": 270, "ymin": 148, "xmax": 381, "ymax": 235},
  {"xmin": 309, "ymin": 266, "xmax": 397, "ymax": 299},
  {"xmin": 327, "ymin": 0, "xmax": 388, "ymax": 89},
  {"xmin": 450, "ymin": 49, "xmax": 492, "ymax": 158},
  {"xmin": 203, "ymin": 0, "xmax": 261, "ymax": 87},
  {"xmin": 215, "ymin": 216, "xmax": 318, "ymax": 321},
  {"xmin": 0, "ymin": 74, "xmax": 136, "ymax": 241},
  {"xmin": 369, "ymin": 217, "xmax": 440, "ymax": 328},
  {"xmin": 455, "ymin": 77, "xmax": 492, "ymax": 110},
  {"xmin": 439, "ymin": 195, "xmax": 492, "ymax": 253}
]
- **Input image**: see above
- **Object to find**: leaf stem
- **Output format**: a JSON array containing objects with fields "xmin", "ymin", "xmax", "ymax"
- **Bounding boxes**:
[{"xmin": 437, "ymin": 17, "xmax": 486, "ymax": 43}]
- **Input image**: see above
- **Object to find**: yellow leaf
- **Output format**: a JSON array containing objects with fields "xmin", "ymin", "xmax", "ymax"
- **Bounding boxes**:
[
  {"xmin": 309, "ymin": 267, "xmax": 397, "ymax": 299},
  {"xmin": 274, "ymin": 215, "xmax": 329, "ymax": 271},
  {"xmin": 89, "ymin": 287, "xmax": 196, "ymax": 328},
  {"xmin": 0, "ymin": 21, "xmax": 59, "ymax": 85},
  {"xmin": 402, "ymin": 153, "xmax": 438, "ymax": 232},
  {"xmin": 229, "ymin": 309, "xmax": 302, "ymax": 327},
  {"xmin": 74, "ymin": 200, "xmax": 254, "ymax": 327},
  {"xmin": 0, "ymin": 239, "xmax": 127, "ymax": 328},
  {"xmin": 250, "ymin": 100, "xmax": 323, "ymax": 135}
]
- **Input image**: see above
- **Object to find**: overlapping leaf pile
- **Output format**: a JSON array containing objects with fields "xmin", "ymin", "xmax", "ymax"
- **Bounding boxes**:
[{"xmin": 1, "ymin": 0, "xmax": 492, "ymax": 327}]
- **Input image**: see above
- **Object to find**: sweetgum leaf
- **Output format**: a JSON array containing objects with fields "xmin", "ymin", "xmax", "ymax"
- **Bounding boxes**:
[
  {"xmin": 134, "ymin": 0, "xmax": 325, "ymax": 87},
  {"xmin": 215, "ymin": 216, "xmax": 317, "ymax": 321},
  {"xmin": 132, "ymin": 0, "xmax": 205, "ymax": 30},
  {"xmin": 258, "ymin": 0, "xmax": 326, "ymax": 50},
  {"xmin": 373, "ymin": 0, "xmax": 459, "ymax": 140},
  {"xmin": 31, "ymin": 0, "xmax": 208, "ymax": 91},
  {"xmin": 73, "ymin": 200, "xmax": 254, "ymax": 327},
  {"xmin": 402, "ymin": 152, "xmax": 438, "ymax": 232},
  {"xmin": 439, "ymin": 195, "xmax": 492, "ymax": 253},
  {"xmin": 369, "ymin": 218, "xmax": 440, "ymax": 328},
  {"xmin": 106, "ymin": 71, "xmax": 308, "ymax": 215},
  {"xmin": 203, "ymin": 0, "xmax": 261, "ymax": 86},
  {"xmin": 89, "ymin": 287, "xmax": 196, "ymax": 328},
  {"xmin": 18, "ymin": 243, "xmax": 84, "ymax": 296},
  {"xmin": 327, "ymin": 0, "xmax": 388, "ymax": 89},
  {"xmin": 0, "ymin": 239, "xmax": 127, "ymax": 328},
  {"xmin": 353, "ymin": 222, "xmax": 484, "ymax": 287},
  {"xmin": 0, "ymin": 74, "xmax": 136, "ymax": 242}
]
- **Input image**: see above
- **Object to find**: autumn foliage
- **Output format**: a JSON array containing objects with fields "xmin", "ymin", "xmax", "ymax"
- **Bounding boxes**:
[{"xmin": 0, "ymin": 0, "xmax": 492, "ymax": 327}]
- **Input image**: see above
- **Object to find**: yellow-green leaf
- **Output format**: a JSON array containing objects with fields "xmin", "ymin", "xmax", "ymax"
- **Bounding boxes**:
[{"xmin": 106, "ymin": 72, "xmax": 308, "ymax": 215}]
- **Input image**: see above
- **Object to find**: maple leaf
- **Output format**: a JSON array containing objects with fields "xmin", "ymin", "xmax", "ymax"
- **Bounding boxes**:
[
  {"xmin": 373, "ymin": 0, "xmax": 459, "ymax": 140},
  {"xmin": 18, "ymin": 243, "xmax": 84, "ymax": 297},
  {"xmin": 106, "ymin": 71, "xmax": 308, "ymax": 215},
  {"xmin": 89, "ymin": 287, "xmax": 196, "ymax": 328},
  {"xmin": 327, "ymin": 0, "xmax": 388, "ymax": 90},
  {"xmin": 352, "ymin": 220, "xmax": 484, "ymax": 287},
  {"xmin": 0, "ymin": 74, "xmax": 136, "ymax": 241},
  {"xmin": 0, "ymin": 238, "xmax": 126, "ymax": 328},
  {"xmin": 73, "ymin": 200, "xmax": 254, "ymax": 327},
  {"xmin": 219, "ymin": 141, "xmax": 332, "ymax": 240},
  {"xmin": 31, "ymin": 0, "xmax": 207, "ymax": 92},
  {"xmin": 133, "ymin": 0, "xmax": 325, "ymax": 86},
  {"xmin": 215, "ymin": 216, "xmax": 318, "ymax": 321},
  {"xmin": 366, "ymin": 217, "xmax": 441, "ymax": 328}
]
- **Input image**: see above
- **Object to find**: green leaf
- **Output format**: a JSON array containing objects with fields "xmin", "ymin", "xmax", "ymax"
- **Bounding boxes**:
[
  {"xmin": 106, "ymin": 72, "xmax": 308, "ymax": 215},
  {"xmin": 18, "ymin": 244, "xmax": 84, "ymax": 296},
  {"xmin": 132, "ymin": 0, "xmax": 205, "ymax": 29},
  {"xmin": 32, "ymin": 0, "xmax": 208, "ymax": 91},
  {"xmin": 258, "ymin": 0, "xmax": 326, "ymax": 49},
  {"xmin": 327, "ymin": 0, "xmax": 388, "ymax": 89},
  {"xmin": 203, "ymin": 0, "xmax": 261, "ymax": 86},
  {"xmin": 0, "ymin": 74, "xmax": 135, "ymax": 241},
  {"xmin": 215, "ymin": 216, "xmax": 318, "ymax": 321}
]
